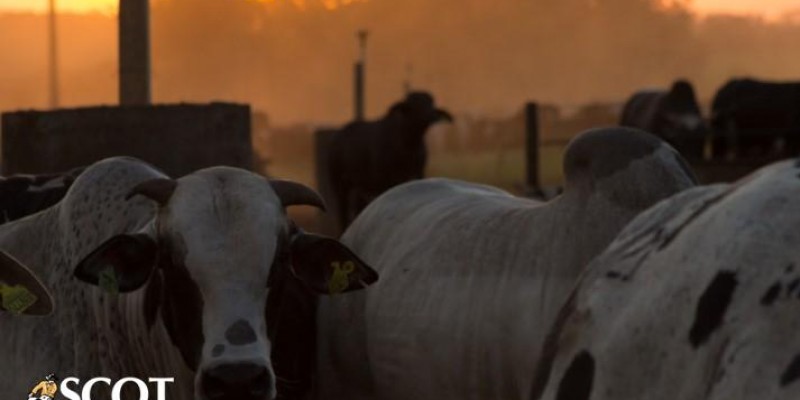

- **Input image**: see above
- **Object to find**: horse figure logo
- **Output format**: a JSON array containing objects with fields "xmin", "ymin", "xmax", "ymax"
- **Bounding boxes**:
[{"xmin": 28, "ymin": 374, "xmax": 58, "ymax": 400}]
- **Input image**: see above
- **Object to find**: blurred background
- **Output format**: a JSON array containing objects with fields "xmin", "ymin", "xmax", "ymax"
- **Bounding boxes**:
[{"xmin": 0, "ymin": 0, "xmax": 797, "ymax": 208}]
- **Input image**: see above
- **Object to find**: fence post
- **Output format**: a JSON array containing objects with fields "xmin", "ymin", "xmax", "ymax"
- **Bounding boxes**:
[
  {"xmin": 119, "ymin": 0, "xmax": 151, "ymax": 105},
  {"xmin": 525, "ymin": 102, "xmax": 540, "ymax": 191}
]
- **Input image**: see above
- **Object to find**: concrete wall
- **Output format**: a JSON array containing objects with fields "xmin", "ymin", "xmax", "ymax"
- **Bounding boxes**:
[{"xmin": 1, "ymin": 103, "xmax": 253, "ymax": 177}]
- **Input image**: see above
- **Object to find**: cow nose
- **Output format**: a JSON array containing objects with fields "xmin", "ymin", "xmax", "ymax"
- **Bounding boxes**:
[{"xmin": 201, "ymin": 363, "xmax": 273, "ymax": 400}]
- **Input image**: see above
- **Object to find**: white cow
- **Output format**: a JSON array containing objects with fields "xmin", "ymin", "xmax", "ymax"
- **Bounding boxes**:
[
  {"xmin": 534, "ymin": 158, "xmax": 800, "ymax": 400},
  {"xmin": 315, "ymin": 127, "xmax": 697, "ymax": 400},
  {"xmin": 0, "ymin": 157, "xmax": 377, "ymax": 400}
]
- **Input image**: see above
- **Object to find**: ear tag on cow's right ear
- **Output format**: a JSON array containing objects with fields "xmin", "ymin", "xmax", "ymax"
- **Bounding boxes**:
[
  {"xmin": 328, "ymin": 261, "xmax": 355, "ymax": 295},
  {"xmin": 0, "ymin": 282, "xmax": 38, "ymax": 314},
  {"xmin": 98, "ymin": 266, "xmax": 119, "ymax": 295}
]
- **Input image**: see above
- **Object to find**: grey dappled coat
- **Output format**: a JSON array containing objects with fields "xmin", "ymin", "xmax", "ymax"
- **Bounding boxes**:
[
  {"xmin": 315, "ymin": 127, "xmax": 697, "ymax": 400},
  {"xmin": 533, "ymin": 158, "xmax": 800, "ymax": 400}
]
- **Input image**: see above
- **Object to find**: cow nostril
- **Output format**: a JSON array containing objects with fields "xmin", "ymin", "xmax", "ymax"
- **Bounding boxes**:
[{"xmin": 201, "ymin": 363, "xmax": 272, "ymax": 399}]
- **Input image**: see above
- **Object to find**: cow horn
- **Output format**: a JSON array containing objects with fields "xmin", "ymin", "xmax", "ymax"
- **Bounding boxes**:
[
  {"xmin": 126, "ymin": 179, "xmax": 178, "ymax": 206},
  {"xmin": 270, "ymin": 180, "xmax": 327, "ymax": 211}
]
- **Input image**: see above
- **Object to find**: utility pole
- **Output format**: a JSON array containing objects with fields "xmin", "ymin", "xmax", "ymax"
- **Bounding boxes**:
[
  {"xmin": 525, "ymin": 102, "xmax": 540, "ymax": 191},
  {"xmin": 119, "ymin": 0, "xmax": 151, "ymax": 105},
  {"xmin": 353, "ymin": 30, "xmax": 368, "ymax": 121},
  {"xmin": 47, "ymin": 0, "xmax": 59, "ymax": 109}
]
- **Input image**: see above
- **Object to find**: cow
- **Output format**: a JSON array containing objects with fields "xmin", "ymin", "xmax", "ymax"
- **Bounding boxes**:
[
  {"xmin": 0, "ymin": 252, "xmax": 53, "ymax": 316},
  {"xmin": 0, "ymin": 167, "xmax": 84, "ymax": 223},
  {"xmin": 0, "ymin": 157, "xmax": 378, "ymax": 400},
  {"xmin": 532, "ymin": 157, "xmax": 800, "ymax": 400},
  {"xmin": 620, "ymin": 79, "xmax": 709, "ymax": 160},
  {"xmin": 314, "ymin": 127, "xmax": 697, "ymax": 400},
  {"xmin": 712, "ymin": 78, "xmax": 800, "ymax": 159},
  {"xmin": 328, "ymin": 91, "xmax": 453, "ymax": 232}
]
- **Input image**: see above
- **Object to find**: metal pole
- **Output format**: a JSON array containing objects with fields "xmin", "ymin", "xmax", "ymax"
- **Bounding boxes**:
[
  {"xmin": 525, "ymin": 102, "xmax": 540, "ymax": 190},
  {"xmin": 354, "ymin": 63, "xmax": 364, "ymax": 121},
  {"xmin": 47, "ymin": 0, "xmax": 59, "ymax": 109},
  {"xmin": 119, "ymin": 0, "xmax": 151, "ymax": 105},
  {"xmin": 354, "ymin": 30, "xmax": 368, "ymax": 121}
]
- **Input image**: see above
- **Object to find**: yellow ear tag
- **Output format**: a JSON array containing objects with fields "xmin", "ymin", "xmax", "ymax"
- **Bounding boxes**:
[
  {"xmin": 98, "ymin": 267, "xmax": 119, "ymax": 295},
  {"xmin": 0, "ymin": 283, "xmax": 38, "ymax": 314},
  {"xmin": 328, "ymin": 261, "xmax": 355, "ymax": 295}
]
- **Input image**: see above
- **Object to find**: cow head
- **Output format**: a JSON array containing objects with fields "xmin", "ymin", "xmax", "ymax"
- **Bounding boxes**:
[
  {"xmin": 662, "ymin": 79, "xmax": 710, "ymax": 142},
  {"xmin": 72, "ymin": 168, "xmax": 379, "ymax": 400},
  {"xmin": 389, "ymin": 91, "xmax": 453, "ymax": 131}
]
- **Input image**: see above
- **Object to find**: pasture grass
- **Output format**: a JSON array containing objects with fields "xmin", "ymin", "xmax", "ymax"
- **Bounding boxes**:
[
  {"xmin": 426, "ymin": 146, "xmax": 565, "ymax": 194},
  {"xmin": 266, "ymin": 147, "xmax": 566, "ymax": 195}
]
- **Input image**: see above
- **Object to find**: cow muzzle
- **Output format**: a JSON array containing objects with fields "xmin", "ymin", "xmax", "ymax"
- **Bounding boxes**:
[{"xmin": 200, "ymin": 362, "xmax": 274, "ymax": 400}]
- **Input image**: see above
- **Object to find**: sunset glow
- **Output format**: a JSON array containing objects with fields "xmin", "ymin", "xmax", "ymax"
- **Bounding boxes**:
[
  {"xmin": 0, "ymin": 0, "xmax": 369, "ymax": 14},
  {"xmin": 692, "ymin": 0, "xmax": 799, "ymax": 19},
  {"xmin": 0, "ymin": 0, "xmax": 117, "ymax": 14},
  {"xmin": 0, "ymin": 0, "xmax": 794, "ymax": 18}
]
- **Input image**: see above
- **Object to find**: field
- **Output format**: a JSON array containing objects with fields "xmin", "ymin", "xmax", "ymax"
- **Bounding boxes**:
[{"xmin": 261, "ymin": 132, "xmax": 567, "ymax": 196}]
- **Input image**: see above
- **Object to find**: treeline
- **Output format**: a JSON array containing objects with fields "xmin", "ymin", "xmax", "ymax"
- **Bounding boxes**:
[{"xmin": 0, "ymin": 0, "xmax": 798, "ymax": 125}]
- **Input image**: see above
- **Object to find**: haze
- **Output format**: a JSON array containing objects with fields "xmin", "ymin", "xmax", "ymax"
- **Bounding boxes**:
[{"xmin": 1, "ymin": 0, "xmax": 799, "ymax": 125}]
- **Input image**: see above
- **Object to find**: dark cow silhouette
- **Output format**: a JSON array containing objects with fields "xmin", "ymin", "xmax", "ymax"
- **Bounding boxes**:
[
  {"xmin": 0, "ymin": 167, "xmax": 84, "ymax": 223},
  {"xmin": 620, "ymin": 80, "xmax": 708, "ymax": 159},
  {"xmin": 328, "ymin": 91, "xmax": 452, "ymax": 230},
  {"xmin": 711, "ymin": 78, "xmax": 800, "ymax": 159}
]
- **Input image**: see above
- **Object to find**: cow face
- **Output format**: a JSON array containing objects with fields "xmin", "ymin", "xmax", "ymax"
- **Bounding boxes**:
[
  {"xmin": 72, "ymin": 168, "xmax": 378, "ymax": 400},
  {"xmin": 390, "ymin": 91, "xmax": 453, "ymax": 130}
]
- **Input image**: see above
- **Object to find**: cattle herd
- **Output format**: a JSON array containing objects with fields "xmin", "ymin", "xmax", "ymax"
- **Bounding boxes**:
[
  {"xmin": 621, "ymin": 78, "xmax": 800, "ymax": 162},
  {"xmin": 0, "ymin": 78, "xmax": 798, "ymax": 400}
]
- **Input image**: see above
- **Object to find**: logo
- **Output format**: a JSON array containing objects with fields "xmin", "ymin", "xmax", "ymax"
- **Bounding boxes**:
[
  {"xmin": 27, "ymin": 373, "xmax": 174, "ymax": 400},
  {"xmin": 28, "ymin": 374, "xmax": 58, "ymax": 400}
]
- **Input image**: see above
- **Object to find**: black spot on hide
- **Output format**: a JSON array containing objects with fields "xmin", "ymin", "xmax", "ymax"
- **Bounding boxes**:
[
  {"xmin": 556, "ymin": 351, "xmax": 595, "ymax": 400},
  {"xmin": 226, "ymin": 319, "xmax": 257, "ymax": 346},
  {"xmin": 761, "ymin": 282, "xmax": 781, "ymax": 306},
  {"xmin": 689, "ymin": 271, "xmax": 737, "ymax": 348},
  {"xmin": 780, "ymin": 354, "xmax": 800, "ymax": 387}
]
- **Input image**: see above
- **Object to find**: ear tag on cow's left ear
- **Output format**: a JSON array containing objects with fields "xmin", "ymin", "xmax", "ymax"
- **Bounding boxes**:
[
  {"xmin": 98, "ymin": 266, "xmax": 119, "ymax": 295},
  {"xmin": 328, "ymin": 261, "xmax": 356, "ymax": 295},
  {"xmin": 0, "ymin": 282, "xmax": 38, "ymax": 314}
]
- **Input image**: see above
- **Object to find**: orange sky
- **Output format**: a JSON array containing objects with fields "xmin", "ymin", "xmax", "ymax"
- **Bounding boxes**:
[
  {"xmin": 0, "ymin": 0, "xmax": 797, "ymax": 18},
  {"xmin": 0, "ymin": 0, "xmax": 366, "ymax": 13},
  {"xmin": 692, "ymin": 0, "xmax": 800, "ymax": 19}
]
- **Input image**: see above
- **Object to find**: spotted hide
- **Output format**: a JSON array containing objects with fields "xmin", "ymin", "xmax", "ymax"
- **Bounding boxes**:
[{"xmin": 533, "ymin": 158, "xmax": 800, "ymax": 400}]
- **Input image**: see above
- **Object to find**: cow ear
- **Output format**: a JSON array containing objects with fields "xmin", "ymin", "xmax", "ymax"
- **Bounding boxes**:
[
  {"xmin": 0, "ymin": 251, "xmax": 53, "ymax": 316},
  {"xmin": 74, "ymin": 234, "xmax": 158, "ymax": 294},
  {"xmin": 289, "ymin": 232, "xmax": 378, "ymax": 295}
]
